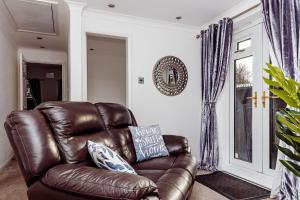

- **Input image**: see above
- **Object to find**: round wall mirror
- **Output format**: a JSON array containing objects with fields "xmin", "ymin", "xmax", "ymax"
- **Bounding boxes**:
[{"xmin": 153, "ymin": 56, "xmax": 188, "ymax": 96}]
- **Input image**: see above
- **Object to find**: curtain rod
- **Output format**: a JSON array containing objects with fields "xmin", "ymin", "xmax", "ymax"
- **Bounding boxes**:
[{"xmin": 196, "ymin": 3, "xmax": 261, "ymax": 39}]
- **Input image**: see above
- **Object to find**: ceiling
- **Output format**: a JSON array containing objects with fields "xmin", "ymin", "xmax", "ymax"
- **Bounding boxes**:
[
  {"xmin": 0, "ymin": 0, "xmax": 69, "ymax": 51},
  {"xmin": 4, "ymin": 0, "xmax": 56, "ymax": 34},
  {"xmin": 0, "ymin": 0, "xmax": 250, "ymax": 51},
  {"xmin": 86, "ymin": 0, "xmax": 243, "ymax": 26}
]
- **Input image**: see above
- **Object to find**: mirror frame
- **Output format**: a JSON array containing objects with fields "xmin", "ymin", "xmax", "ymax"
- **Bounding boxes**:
[{"xmin": 153, "ymin": 56, "xmax": 188, "ymax": 96}]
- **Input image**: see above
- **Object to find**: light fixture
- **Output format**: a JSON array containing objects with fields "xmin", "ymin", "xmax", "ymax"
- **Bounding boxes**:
[
  {"xmin": 176, "ymin": 16, "xmax": 182, "ymax": 20},
  {"xmin": 108, "ymin": 4, "xmax": 115, "ymax": 8}
]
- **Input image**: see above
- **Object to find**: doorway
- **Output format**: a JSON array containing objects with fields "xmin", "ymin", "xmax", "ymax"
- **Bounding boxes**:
[
  {"xmin": 228, "ymin": 18, "xmax": 283, "ymax": 188},
  {"xmin": 86, "ymin": 35, "xmax": 127, "ymax": 105},
  {"xmin": 25, "ymin": 63, "xmax": 62, "ymax": 110}
]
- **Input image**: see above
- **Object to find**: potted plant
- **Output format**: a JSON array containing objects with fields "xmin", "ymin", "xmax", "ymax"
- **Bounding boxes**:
[{"xmin": 264, "ymin": 63, "xmax": 300, "ymax": 177}]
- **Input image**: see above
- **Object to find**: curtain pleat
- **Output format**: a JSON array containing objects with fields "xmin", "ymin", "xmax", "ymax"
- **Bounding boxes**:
[
  {"xmin": 199, "ymin": 18, "xmax": 233, "ymax": 171},
  {"xmin": 261, "ymin": 0, "xmax": 300, "ymax": 199}
]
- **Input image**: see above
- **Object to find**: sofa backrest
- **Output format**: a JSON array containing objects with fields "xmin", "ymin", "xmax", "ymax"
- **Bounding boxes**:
[
  {"xmin": 4, "ymin": 102, "xmax": 138, "ymax": 186},
  {"xmin": 95, "ymin": 103, "xmax": 137, "ymax": 164}
]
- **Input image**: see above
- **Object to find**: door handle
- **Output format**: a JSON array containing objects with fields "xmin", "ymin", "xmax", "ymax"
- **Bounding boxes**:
[
  {"xmin": 246, "ymin": 91, "xmax": 258, "ymax": 108},
  {"xmin": 262, "ymin": 91, "xmax": 279, "ymax": 108},
  {"xmin": 234, "ymin": 49, "xmax": 246, "ymax": 53}
]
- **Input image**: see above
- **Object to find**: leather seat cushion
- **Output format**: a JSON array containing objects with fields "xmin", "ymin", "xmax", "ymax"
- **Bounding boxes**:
[
  {"xmin": 136, "ymin": 170, "xmax": 166, "ymax": 182},
  {"xmin": 42, "ymin": 164, "xmax": 158, "ymax": 200},
  {"xmin": 133, "ymin": 154, "xmax": 197, "ymax": 178}
]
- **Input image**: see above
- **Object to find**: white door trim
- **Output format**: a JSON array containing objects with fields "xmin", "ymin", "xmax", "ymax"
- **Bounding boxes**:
[
  {"xmin": 82, "ymin": 30, "xmax": 132, "ymax": 109},
  {"xmin": 18, "ymin": 49, "xmax": 68, "ymax": 110},
  {"xmin": 18, "ymin": 51, "xmax": 25, "ymax": 110},
  {"xmin": 224, "ymin": 15, "xmax": 275, "ymax": 189},
  {"xmin": 229, "ymin": 22, "xmax": 264, "ymax": 172}
]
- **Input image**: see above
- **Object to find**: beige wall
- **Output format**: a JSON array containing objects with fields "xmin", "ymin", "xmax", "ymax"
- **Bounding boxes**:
[
  {"xmin": 87, "ymin": 36, "xmax": 126, "ymax": 105},
  {"xmin": 0, "ymin": 2, "xmax": 18, "ymax": 168}
]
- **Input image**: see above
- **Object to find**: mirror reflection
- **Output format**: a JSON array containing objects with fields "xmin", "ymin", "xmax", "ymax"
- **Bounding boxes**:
[{"xmin": 162, "ymin": 66, "xmax": 179, "ymax": 86}]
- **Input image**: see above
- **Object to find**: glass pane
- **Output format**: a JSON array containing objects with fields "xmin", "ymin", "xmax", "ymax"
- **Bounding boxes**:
[
  {"xmin": 234, "ymin": 56, "xmax": 253, "ymax": 163},
  {"xmin": 269, "ymin": 84, "xmax": 286, "ymax": 169},
  {"xmin": 238, "ymin": 39, "xmax": 251, "ymax": 51}
]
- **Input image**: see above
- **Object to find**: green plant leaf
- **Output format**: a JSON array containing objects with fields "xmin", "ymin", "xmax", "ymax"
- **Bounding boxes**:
[
  {"xmin": 277, "ymin": 114, "xmax": 300, "ymax": 134},
  {"xmin": 297, "ymin": 93, "xmax": 300, "ymax": 101},
  {"xmin": 276, "ymin": 131, "xmax": 294, "ymax": 147},
  {"xmin": 288, "ymin": 135, "xmax": 300, "ymax": 144},
  {"xmin": 263, "ymin": 77, "xmax": 280, "ymax": 87},
  {"xmin": 280, "ymin": 160, "xmax": 300, "ymax": 177},
  {"xmin": 264, "ymin": 64, "xmax": 300, "ymax": 177},
  {"xmin": 282, "ymin": 110, "xmax": 300, "ymax": 127},
  {"xmin": 270, "ymin": 89, "xmax": 300, "ymax": 108},
  {"xmin": 277, "ymin": 145, "xmax": 300, "ymax": 161},
  {"xmin": 263, "ymin": 68, "xmax": 271, "ymax": 74}
]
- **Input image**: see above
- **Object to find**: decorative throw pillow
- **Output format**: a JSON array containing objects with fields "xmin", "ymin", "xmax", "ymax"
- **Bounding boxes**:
[
  {"xmin": 129, "ymin": 124, "xmax": 169, "ymax": 162},
  {"xmin": 87, "ymin": 140, "xmax": 137, "ymax": 175}
]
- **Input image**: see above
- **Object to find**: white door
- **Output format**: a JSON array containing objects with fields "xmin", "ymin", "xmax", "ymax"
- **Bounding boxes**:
[
  {"xmin": 229, "ymin": 23, "xmax": 264, "ymax": 172},
  {"xmin": 229, "ymin": 20, "xmax": 279, "ymax": 185}
]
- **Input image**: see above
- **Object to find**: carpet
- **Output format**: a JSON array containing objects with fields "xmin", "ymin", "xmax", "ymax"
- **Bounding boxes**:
[{"xmin": 195, "ymin": 171, "xmax": 270, "ymax": 200}]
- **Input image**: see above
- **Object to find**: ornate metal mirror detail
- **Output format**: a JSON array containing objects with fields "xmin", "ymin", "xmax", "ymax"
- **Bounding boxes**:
[{"xmin": 153, "ymin": 56, "xmax": 188, "ymax": 96}]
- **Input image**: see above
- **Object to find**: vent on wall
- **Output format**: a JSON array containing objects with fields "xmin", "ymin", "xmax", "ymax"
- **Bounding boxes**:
[{"xmin": 4, "ymin": 0, "xmax": 57, "ymax": 35}]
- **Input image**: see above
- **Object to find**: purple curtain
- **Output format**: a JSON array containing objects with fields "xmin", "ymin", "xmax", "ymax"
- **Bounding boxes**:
[
  {"xmin": 261, "ymin": 0, "xmax": 300, "ymax": 199},
  {"xmin": 199, "ymin": 18, "xmax": 233, "ymax": 171}
]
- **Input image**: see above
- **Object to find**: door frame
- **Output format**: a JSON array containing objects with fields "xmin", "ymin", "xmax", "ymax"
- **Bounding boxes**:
[
  {"xmin": 18, "ymin": 50, "xmax": 68, "ymax": 110},
  {"xmin": 221, "ymin": 16, "xmax": 274, "ymax": 189},
  {"xmin": 18, "ymin": 51, "xmax": 26, "ymax": 110},
  {"xmin": 229, "ymin": 22, "xmax": 264, "ymax": 172},
  {"xmin": 82, "ymin": 31, "xmax": 132, "ymax": 108}
]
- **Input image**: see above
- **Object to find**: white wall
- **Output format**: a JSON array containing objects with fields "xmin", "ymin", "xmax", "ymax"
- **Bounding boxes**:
[
  {"xmin": 87, "ymin": 36, "xmax": 126, "ymax": 105},
  {"xmin": 19, "ymin": 48, "xmax": 69, "ymax": 101},
  {"xmin": 83, "ymin": 10, "xmax": 202, "ymax": 160},
  {"xmin": 0, "ymin": 1, "xmax": 18, "ymax": 168}
]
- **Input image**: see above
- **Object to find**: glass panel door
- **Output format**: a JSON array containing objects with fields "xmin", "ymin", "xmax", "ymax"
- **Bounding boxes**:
[
  {"xmin": 234, "ymin": 56, "xmax": 253, "ymax": 163},
  {"xmin": 229, "ymin": 23, "xmax": 263, "ymax": 172},
  {"xmin": 228, "ymin": 18, "xmax": 276, "ymax": 187}
]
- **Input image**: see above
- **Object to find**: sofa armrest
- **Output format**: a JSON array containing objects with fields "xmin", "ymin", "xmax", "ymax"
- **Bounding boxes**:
[
  {"xmin": 42, "ymin": 164, "xmax": 158, "ymax": 200},
  {"xmin": 163, "ymin": 135, "xmax": 191, "ymax": 155}
]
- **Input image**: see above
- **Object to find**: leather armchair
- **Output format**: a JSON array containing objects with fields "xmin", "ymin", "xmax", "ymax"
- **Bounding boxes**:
[{"xmin": 4, "ymin": 102, "xmax": 197, "ymax": 200}]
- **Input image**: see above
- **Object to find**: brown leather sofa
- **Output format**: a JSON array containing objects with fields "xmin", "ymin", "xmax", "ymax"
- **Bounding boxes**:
[{"xmin": 4, "ymin": 102, "xmax": 197, "ymax": 200}]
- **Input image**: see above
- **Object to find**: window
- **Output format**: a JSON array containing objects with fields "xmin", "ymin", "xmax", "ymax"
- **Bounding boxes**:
[{"xmin": 237, "ymin": 38, "xmax": 251, "ymax": 51}]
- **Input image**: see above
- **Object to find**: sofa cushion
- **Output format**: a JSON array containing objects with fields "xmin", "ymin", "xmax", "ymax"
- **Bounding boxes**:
[
  {"xmin": 38, "ymin": 102, "xmax": 106, "ymax": 136},
  {"xmin": 87, "ymin": 140, "xmax": 136, "ymax": 174},
  {"xmin": 38, "ymin": 102, "xmax": 107, "ymax": 164},
  {"xmin": 42, "ymin": 164, "xmax": 158, "ymax": 200},
  {"xmin": 95, "ymin": 103, "xmax": 133, "ymax": 128},
  {"xmin": 107, "ymin": 128, "xmax": 137, "ymax": 164},
  {"xmin": 136, "ymin": 170, "xmax": 166, "ymax": 182},
  {"xmin": 133, "ymin": 154, "xmax": 197, "ymax": 178},
  {"xmin": 129, "ymin": 125, "xmax": 169, "ymax": 162},
  {"xmin": 96, "ymin": 103, "xmax": 138, "ymax": 164}
]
